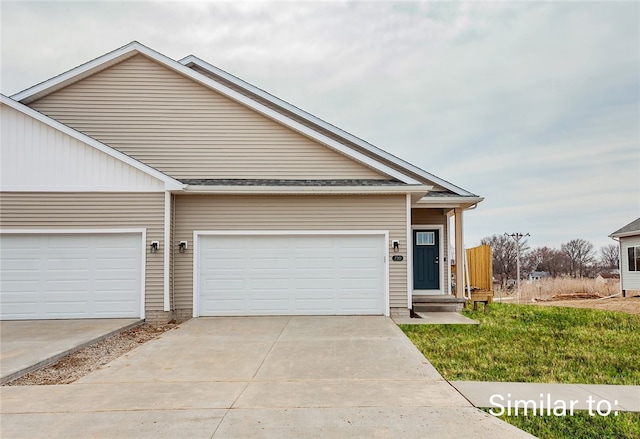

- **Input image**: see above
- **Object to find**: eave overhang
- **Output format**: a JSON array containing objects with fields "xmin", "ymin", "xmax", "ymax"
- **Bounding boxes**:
[
  {"xmin": 179, "ymin": 184, "xmax": 433, "ymax": 196},
  {"xmin": 414, "ymin": 195, "xmax": 484, "ymax": 210},
  {"xmin": 609, "ymin": 231, "xmax": 640, "ymax": 239}
]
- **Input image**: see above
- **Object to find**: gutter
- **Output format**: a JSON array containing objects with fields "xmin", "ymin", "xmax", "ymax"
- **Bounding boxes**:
[{"xmin": 179, "ymin": 184, "xmax": 434, "ymax": 196}]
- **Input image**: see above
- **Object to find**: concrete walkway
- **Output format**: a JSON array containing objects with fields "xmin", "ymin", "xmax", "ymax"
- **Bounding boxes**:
[
  {"xmin": 1, "ymin": 316, "xmax": 533, "ymax": 438},
  {"xmin": 451, "ymin": 381, "xmax": 640, "ymax": 413},
  {"xmin": 1, "ymin": 319, "xmax": 142, "ymax": 384}
]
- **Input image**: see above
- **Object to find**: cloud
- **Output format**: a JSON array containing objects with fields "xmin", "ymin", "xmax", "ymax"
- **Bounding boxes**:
[{"xmin": 1, "ymin": 1, "xmax": 637, "ymax": 251}]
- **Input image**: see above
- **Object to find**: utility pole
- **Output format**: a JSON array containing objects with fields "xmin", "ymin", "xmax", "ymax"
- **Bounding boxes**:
[{"xmin": 505, "ymin": 232, "xmax": 529, "ymax": 304}]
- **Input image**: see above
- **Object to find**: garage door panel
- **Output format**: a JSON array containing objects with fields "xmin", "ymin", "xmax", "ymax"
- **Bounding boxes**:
[
  {"xmin": 295, "ymin": 257, "xmax": 335, "ymax": 269},
  {"xmin": 251, "ymin": 257, "xmax": 289, "ymax": 269},
  {"xmin": 0, "ymin": 233, "xmax": 142, "ymax": 320},
  {"xmin": 198, "ymin": 234, "xmax": 385, "ymax": 316}
]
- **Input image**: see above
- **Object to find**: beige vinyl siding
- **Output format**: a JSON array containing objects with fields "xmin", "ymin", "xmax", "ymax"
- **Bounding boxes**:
[
  {"xmin": 412, "ymin": 208, "xmax": 450, "ymax": 294},
  {"xmin": 0, "ymin": 192, "xmax": 165, "ymax": 311},
  {"xmin": 29, "ymin": 55, "xmax": 386, "ymax": 181},
  {"xmin": 173, "ymin": 194, "xmax": 407, "ymax": 310},
  {"xmin": 188, "ymin": 64, "xmax": 452, "ymax": 192}
]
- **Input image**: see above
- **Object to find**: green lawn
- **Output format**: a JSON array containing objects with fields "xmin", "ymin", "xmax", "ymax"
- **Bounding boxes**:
[
  {"xmin": 400, "ymin": 303, "xmax": 640, "ymax": 438},
  {"xmin": 401, "ymin": 303, "xmax": 640, "ymax": 385},
  {"xmin": 485, "ymin": 410, "xmax": 640, "ymax": 439}
]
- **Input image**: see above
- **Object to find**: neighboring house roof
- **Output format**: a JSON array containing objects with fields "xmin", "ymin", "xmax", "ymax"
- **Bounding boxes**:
[
  {"xmin": 529, "ymin": 271, "xmax": 550, "ymax": 277},
  {"xmin": 610, "ymin": 217, "xmax": 640, "ymax": 238},
  {"xmin": 11, "ymin": 41, "xmax": 482, "ymax": 206},
  {"xmin": 597, "ymin": 273, "xmax": 620, "ymax": 279},
  {"xmin": 0, "ymin": 94, "xmax": 183, "ymax": 191}
]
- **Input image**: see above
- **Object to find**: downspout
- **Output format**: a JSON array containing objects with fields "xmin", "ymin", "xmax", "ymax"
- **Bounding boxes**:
[
  {"xmin": 463, "ymin": 246, "xmax": 472, "ymax": 300},
  {"xmin": 171, "ymin": 193, "xmax": 176, "ymax": 314}
]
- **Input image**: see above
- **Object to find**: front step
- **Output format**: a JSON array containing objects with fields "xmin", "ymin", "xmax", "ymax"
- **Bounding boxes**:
[{"xmin": 412, "ymin": 295, "xmax": 466, "ymax": 313}]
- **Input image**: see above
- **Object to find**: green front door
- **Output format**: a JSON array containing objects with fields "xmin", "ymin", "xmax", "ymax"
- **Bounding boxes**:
[{"xmin": 413, "ymin": 230, "xmax": 440, "ymax": 290}]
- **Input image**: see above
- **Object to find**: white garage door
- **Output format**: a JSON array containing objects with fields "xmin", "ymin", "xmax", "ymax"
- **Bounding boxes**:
[
  {"xmin": 197, "ymin": 234, "xmax": 386, "ymax": 316},
  {"xmin": 0, "ymin": 233, "xmax": 143, "ymax": 320}
]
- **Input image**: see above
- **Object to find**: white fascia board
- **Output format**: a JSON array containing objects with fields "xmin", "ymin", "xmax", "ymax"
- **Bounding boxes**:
[
  {"xmin": 1, "ymin": 95, "xmax": 184, "ymax": 191},
  {"xmin": 12, "ymin": 42, "xmax": 141, "ymax": 104},
  {"xmin": 180, "ymin": 55, "xmax": 475, "ymax": 195},
  {"xmin": 415, "ymin": 196, "xmax": 484, "ymax": 209},
  {"xmin": 182, "ymin": 184, "xmax": 433, "ymax": 195},
  {"xmin": 609, "ymin": 231, "xmax": 640, "ymax": 239},
  {"xmin": 12, "ymin": 42, "xmax": 419, "ymax": 184}
]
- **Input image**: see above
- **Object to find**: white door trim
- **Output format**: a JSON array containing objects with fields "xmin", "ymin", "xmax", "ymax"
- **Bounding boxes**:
[
  {"xmin": 0, "ymin": 228, "xmax": 147, "ymax": 319},
  {"xmin": 411, "ymin": 224, "xmax": 445, "ymax": 296},
  {"xmin": 406, "ymin": 195, "xmax": 412, "ymax": 308},
  {"xmin": 192, "ymin": 230, "xmax": 389, "ymax": 317}
]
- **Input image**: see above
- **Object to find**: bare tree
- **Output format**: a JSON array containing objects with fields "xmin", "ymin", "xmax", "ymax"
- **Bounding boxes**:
[
  {"xmin": 561, "ymin": 239, "xmax": 595, "ymax": 278},
  {"xmin": 599, "ymin": 244, "xmax": 619, "ymax": 270},
  {"xmin": 526, "ymin": 246, "xmax": 570, "ymax": 278},
  {"xmin": 481, "ymin": 234, "xmax": 529, "ymax": 287}
]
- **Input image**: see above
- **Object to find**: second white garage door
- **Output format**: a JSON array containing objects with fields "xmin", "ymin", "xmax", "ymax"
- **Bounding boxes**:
[
  {"xmin": 197, "ymin": 233, "xmax": 386, "ymax": 316},
  {"xmin": 0, "ymin": 232, "xmax": 143, "ymax": 320}
]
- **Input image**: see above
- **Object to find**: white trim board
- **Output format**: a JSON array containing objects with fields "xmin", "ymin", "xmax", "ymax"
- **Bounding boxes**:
[
  {"xmin": 192, "ymin": 230, "xmax": 389, "ymax": 317},
  {"xmin": 163, "ymin": 192, "xmax": 171, "ymax": 312},
  {"xmin": 406, "ymin": 194, "xmax": 413, "ymax": 308}
]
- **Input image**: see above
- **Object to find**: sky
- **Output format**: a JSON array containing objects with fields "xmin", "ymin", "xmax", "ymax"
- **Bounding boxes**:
[{"xmin": 1, "ymin": 1, "xmax": 639, "ymax": 253}]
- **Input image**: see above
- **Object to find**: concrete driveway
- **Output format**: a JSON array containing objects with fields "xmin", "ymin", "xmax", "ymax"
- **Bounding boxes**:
[
  {"xmin": 0, "ymin": 319, "xmax": 142, "ymax": 384},
  {"xmin": 1, "ymin": 316, "xmax": 533, "ymax": 438}
]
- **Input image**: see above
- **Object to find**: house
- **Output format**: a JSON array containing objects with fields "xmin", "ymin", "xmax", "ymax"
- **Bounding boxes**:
[
  {"xmin": 0, "ymin": 42, "xmax": 482, "ymax": 323},
  {"xmin": 609, "ymin": 218, "xmax": 640, "ymax": 297},
  {"xmin": 528, "ymin": 271, "xmax": 550, "ymax": 281},
  {"xmin": 595, "ymin": 273, "xmax": 620, "ymax": 285}
]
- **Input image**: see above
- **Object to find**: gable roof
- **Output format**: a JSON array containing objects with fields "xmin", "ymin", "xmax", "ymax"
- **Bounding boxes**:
[
  {"xmin": 1, "ymin": 94, "xmax": 183, "ymax": 191},
  {"xmin": 610, "ymin": 217, "xmax": 640, "ymax": 238},
  {"xmin": 179, "ymin": 54, "xmax": 477, "ymax": 197},
  {"xmin": 11, "ymin": 41, "xmax": 481, "ymax": 205}
]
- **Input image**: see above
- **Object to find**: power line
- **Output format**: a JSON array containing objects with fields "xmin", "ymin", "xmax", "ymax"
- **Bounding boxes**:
[{"xmin": 505, "ymin": 232, "xmax": 530, "ymax": 304}]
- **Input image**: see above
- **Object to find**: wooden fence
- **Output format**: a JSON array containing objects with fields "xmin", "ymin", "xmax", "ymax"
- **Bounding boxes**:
[{"xmin": 451, "ymin": 244, "xmax": 493, "ymax": 291}]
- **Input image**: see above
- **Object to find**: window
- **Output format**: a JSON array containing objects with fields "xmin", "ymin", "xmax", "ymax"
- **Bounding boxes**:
[
  {"xmin": 628, "ymin": 246, "xmax": 640, "ymax": 272},
  {"xmin": 416, "ymin": 231, "xmax": 435, "ymax": 246}
]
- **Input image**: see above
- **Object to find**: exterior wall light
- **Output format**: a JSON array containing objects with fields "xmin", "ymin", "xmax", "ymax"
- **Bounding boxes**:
[
  {"xmin": 150, "ymin": 241, "xmax": 159, "ymax": 253},
  {"xmin": 179, "ymin": 241, "xmax": 188, "ymax": 253},
  {"xmin": 392, "ymin": 240, "xmax": 400, "ymax": 252}
]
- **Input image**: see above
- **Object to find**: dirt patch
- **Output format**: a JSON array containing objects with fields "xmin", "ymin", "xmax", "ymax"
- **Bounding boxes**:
[
  {"xmin": 4, "ymin": 323, "xmax": 178, "ymax": 386},
  {"xmin": 532, "ymin": 295, "xmax": 640, "ymax": 315}
]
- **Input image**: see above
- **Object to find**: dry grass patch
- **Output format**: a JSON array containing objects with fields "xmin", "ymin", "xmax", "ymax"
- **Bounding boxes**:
[{"xmin": 510, "ymin": 277, "xmax": 619, "ymax": 302}]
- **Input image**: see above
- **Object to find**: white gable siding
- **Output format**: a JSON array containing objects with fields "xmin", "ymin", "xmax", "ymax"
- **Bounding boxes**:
[
  {"xmin": 0, "ymin": 103, "xmax": 165, "ymax": 192},
  {"xmin": 620, "ymin": 235, "xmax": 640, "ymax": 291}
]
